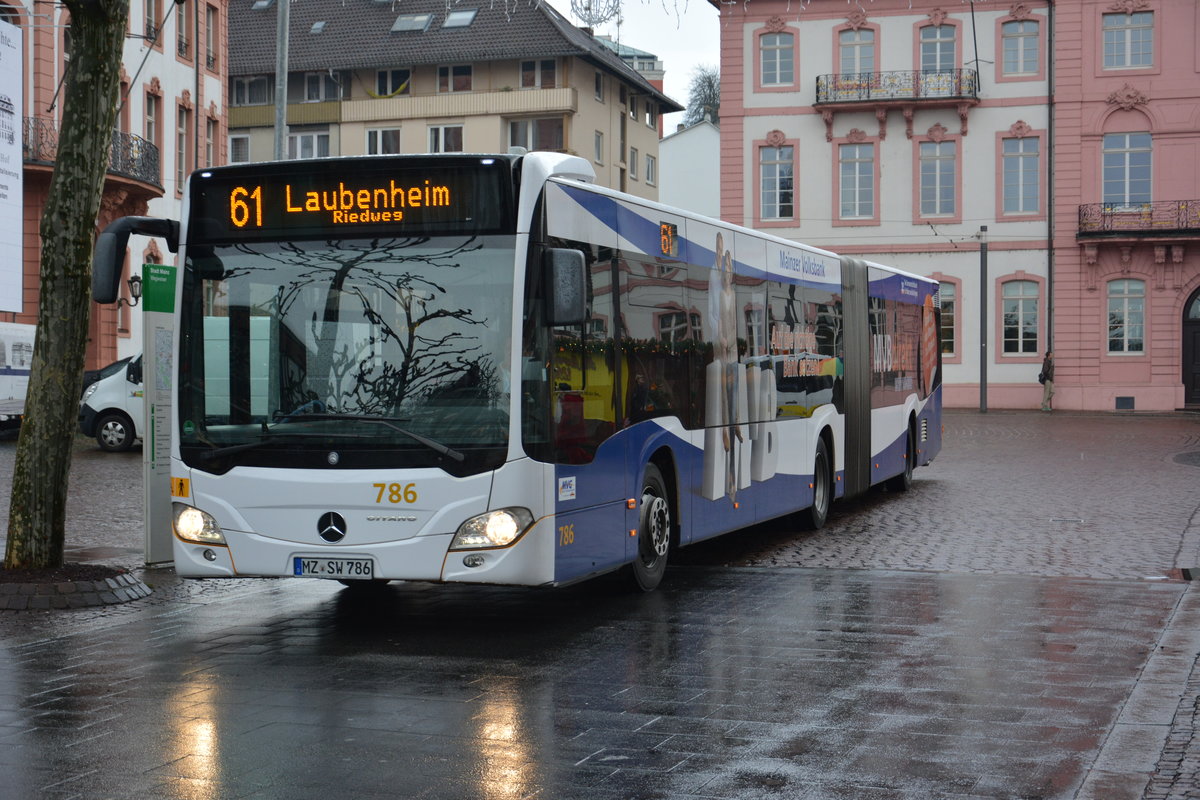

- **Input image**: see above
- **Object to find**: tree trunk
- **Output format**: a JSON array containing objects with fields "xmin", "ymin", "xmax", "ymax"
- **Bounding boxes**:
[{"xmin": 4, "ymin": 0, "xmax": 129, "ymax": 570}]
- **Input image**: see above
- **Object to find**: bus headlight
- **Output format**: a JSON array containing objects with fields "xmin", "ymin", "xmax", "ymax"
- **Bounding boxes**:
[
  {"xmin": 450, "ymin": 508, "xmax": 533, "ymax": 550},
  {"xmin": 173, "ymin": 503, "xmax": 226, "ymax": 545}
]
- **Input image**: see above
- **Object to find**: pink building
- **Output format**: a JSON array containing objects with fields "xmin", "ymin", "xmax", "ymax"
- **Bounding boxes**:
[
  {"xmin": 1, "ymin": 0, "xmax": 227, "ymax": 372},
  {"xmin": 711, "ymin": 0, "xmax": 1200, "ymax": 412}
]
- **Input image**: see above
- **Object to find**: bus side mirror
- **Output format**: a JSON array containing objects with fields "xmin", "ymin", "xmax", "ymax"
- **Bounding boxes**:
[
  {"xmin": 544, "ymin": 248, "xmax": 586, "ymax": 327},
  {"xmin": 92, "ymin": 217, "xmax": 180, "ymax": 303}
]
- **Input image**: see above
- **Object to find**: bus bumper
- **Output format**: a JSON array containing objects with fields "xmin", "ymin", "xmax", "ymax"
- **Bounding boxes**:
[{"xmin": 173, "ymin": 518, "xmax": 557, "ymax": 587}]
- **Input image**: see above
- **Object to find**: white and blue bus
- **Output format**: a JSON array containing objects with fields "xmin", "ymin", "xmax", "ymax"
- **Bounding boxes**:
[{"xmin": 92, "ymin": 152, "xmax": 941, "ymax": 592}]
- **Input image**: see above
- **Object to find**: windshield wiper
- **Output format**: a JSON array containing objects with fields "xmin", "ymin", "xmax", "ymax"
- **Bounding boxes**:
[
  {"xmin": 271, "ymin": 413, "xmax": 466, "ymax": 462},
  {"xmin": 199, "ymin": 430, "xmax": 368, "ymax": 461}
]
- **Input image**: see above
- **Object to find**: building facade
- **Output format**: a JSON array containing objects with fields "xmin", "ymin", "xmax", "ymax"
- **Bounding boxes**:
[
  {"xmin": 2, "ymin": 0, "xmax": 228, "ymax": 371},
  {"xmin": 659, "ymin": 119, "xmax": 720, "ymax": 217},
  {"xmin": 227, "ymin": 0, "xmax": 679, "ymax": 200},
  {"xmin": 712, "ymin": 0, "xmax": 1200, "ymax": 411}
]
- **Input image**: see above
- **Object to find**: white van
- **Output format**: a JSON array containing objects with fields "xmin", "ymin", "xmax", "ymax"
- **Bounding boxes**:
[{"xmin": 79, "ymin": 354, "xmax": 143, "ymax": 451}]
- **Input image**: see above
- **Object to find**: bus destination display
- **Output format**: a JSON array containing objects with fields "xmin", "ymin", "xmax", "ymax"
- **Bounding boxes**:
[{"xmin": 191, "ymin": 160, "xmax": 510, "ymax": 241}]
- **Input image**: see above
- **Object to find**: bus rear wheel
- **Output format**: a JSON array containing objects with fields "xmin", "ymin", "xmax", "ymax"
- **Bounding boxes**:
[
  {"xmin": 801, "ymin": 438, "xmax": 831, "ymax": 530},
  {"xmin": 887, "ymin": 425, "xmax": 915, "ymax": 493},
  {"xmin": 630, "ymin": 464, "xmax": 671, "ymax": 592}
]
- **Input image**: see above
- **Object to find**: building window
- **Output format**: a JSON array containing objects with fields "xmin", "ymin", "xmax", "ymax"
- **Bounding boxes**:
[
  {"xmin": 760, "ymin": 145, "xmax": 794, "ymax": 219},
  {"xmin": 594, "ymin": 71, "xmax": 604, "ymax": 102},
  {"xmin": 205, "ymin": 116, "xmax": 217, "ymax": 166},
  {"xmin": 521, "ymin": 59, "xmax": 556, "ymax": 89},
  {"xmin": 176, "ymin": 0, "xmax": 190, "ymax": 57},
  {"xmin": 1103, "ymin": 133, "xmax": 1151, "ymax": 208},
  {"xmin": 939, "ymin": 283, "xmax": 956, "ymax": 356},
  {"xmin": 287, "ymin": 130, "xmax": 330, "ymax": 160},
  {"xmin": 376, "ymin": 68, "xmax": 410, "ymax": 97},
  {"xmin": 367, "ymin": 128, "xmax": 401, "ymax": 155},
  {"xmin": 645, "ymin": 155, "xmax": 657, "ymax": 186},
  {"xmin": 509, "ymin": 118, "xmax": 563, "ymax": 151},
  {"xmin": 1103, "ymin": 12, "xmax": 1153, "ymax": 69},
  {"xmin": 646, "ymin": 103, "xmax": 657, "ymax": 128},
  {"xmin": 839, "ymin": 142, "xmax": 874, "ymax": 219},
  {"xmin": 920, "ymin": 25, "xmax": 955, "ymax": 71},
  {"xmin": 443, "ymin": 8, "xmax": 477, "ymax": 27},
  {"xmin": 232, "ymin": 76, "xmax": 269, "ymax": 106},
  {"xmin": 1001, "ymin": 20, "xmax": 1038, "ymax": 75},
  {"xmin": 594, "ymin": 131, "xmax": 604, "ymax": 164},
  {"xmin": 175, "ymin": 105, "xmax": 190, "ymax": 188},
  {"xmin": 438, "ymin": 65, "xmax": 472, "ymax": 93},
  {"xmin": 229, "ymin": 134, "xmax": 249, "ymax": 163},
  {"xmin": 629, "ymin": 147, "xmax": 639, "ymax": 180},
  {"xmin": 205, "ymin": 4, "xmax": 218, "ymax": 70},
  {"xmin": 1002, "ymin": 136, "xmax": 1039, "ymax": 214},
  {"xmin": 657, "ymin": 310, "xmax": 698, "ymax": 343},
  {"xmin": 1107, "ymin": 279, "xmax": 1145, "ymax": 353},
  {"xmin": 919, "ymin": 140, "xmax": 955, "ymax": 216},
  {"xmin": 145, "ymin": 92, "xmax": 159, "ymax": 146},
  {"xmin": 428, "ymin": 124, "xmax": 463, "ymax": 153},
  {"xmin": 304, "ymin": 72, "xmax": 338, "ymax": 102},
  {"xmin": 839, "ymin": 28, "xmax": 874, "ymax": 74},
  {"xmin": 761, "ymin": 32, "xmax": 794, "ymax": 86},
  {"xmin": 145, "ymin": 0, "xmax": 160, "ymax": 40},
  {"xmin": 1002, "ymin": 280, "xmax": 1039, "ymax": 354},
  {"xmin": 628, "ymin": 96, "xmax": 638, "ymax": 120}
]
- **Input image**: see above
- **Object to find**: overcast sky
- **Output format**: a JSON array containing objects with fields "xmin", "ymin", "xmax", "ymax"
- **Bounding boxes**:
[{"xmin": 544, "ymin": 0, "xmax": 723, "ymax": 131}]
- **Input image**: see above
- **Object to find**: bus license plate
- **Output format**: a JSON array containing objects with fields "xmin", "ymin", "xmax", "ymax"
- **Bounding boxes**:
[{"xmin": 293, "ymin": 557, "xmax": 374, "ymax": 580}]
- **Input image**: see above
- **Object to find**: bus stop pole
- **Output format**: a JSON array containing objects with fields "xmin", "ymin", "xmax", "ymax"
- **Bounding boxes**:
[{"xmin": 979, "ymin": 225, "xmax": 988, "ymax": 413}]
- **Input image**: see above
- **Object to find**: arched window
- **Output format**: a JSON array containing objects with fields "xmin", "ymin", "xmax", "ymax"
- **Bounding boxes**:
[
  {"xmin": 1188, "ymin": 291, "xmax": 1200, "ymax": 320},
  {"xmin": 1107, "ymin": 279, "xmax": 1145, "ymax": 353}
]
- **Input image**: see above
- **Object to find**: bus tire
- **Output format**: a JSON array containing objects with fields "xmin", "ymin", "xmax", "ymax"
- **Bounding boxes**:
[
  {"xmin": 801, "ymin": 438, "xmax": 831, "ymax": 530},
  {"xmin": 630, "ymin": 463, "xmax": 671, "ymax": 592},
  {"xmin": 887, "ymin": 424, "xmax": 915, "ymax": 493},
  {"xmin": 96, "ymin": 412, "xmax": 135, "ymax": 452}
]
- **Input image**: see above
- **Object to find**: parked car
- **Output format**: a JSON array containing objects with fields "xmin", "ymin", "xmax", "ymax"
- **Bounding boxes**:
[
  {"xmin": 81, "ymin": 356, "xmax": 131, "ymax": 398},
  {"xmin": 79, "ymin": 354, "xmax": 143, "ymax": 451}
]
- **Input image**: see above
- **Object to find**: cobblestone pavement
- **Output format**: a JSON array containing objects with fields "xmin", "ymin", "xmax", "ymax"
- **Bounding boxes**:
[
  {"xmin": 2, "ymin": 412, "xmax": 1200, "ymax": 798},
  {"xmin": 677, "ymin": 410, "xmax": 1200, "ymax": 581}
]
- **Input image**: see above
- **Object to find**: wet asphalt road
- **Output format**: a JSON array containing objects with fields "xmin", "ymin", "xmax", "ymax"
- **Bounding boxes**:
[{"xmin": 2, "ymin": 410, "xmax": 1200, "ymax": 799}]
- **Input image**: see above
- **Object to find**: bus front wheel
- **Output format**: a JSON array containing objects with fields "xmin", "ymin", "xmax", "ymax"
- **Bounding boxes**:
[{"xmin": 630, "ymin": 464, "xmax": 671, "ymax": 592}]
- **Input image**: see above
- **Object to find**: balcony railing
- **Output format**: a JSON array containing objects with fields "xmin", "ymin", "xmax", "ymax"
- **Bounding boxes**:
[
  {"xmin": 1078, "ymin": 200, "xmax": 1200, "ymax": 236},
  {"xmin": 23, "ymin": 116, "xmax": 161, "ymax": 188},
  {"xmin": 815, "ymin": 69, "xmax": 979, "ymax": 104}
]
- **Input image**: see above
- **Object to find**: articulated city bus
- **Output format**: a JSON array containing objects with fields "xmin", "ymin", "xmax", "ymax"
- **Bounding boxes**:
[{"xmin": 92, "ymin": 151, "xmax": 941, "ymax": 592}]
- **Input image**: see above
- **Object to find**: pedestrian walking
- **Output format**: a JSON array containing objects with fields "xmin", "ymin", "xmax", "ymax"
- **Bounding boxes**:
[{"xmin": 1039, "ymin": 350, "xmax": 1054, "ymax": 411}]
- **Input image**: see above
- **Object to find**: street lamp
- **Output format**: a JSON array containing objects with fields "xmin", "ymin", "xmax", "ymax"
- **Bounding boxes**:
[{"xmin": 117, "ymin": 274, "xmax": 143, "ymax": 308}]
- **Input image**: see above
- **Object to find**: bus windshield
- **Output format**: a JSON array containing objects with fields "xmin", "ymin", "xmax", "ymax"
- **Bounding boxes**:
[{"xmin": 177, "ymin": 235, "xmax": 516, "ymax": 476}]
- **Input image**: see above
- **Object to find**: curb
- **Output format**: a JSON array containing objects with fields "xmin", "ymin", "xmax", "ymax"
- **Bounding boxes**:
[{"xmin": 0, "ymin": 572, "xmax": 153, "ymax": 610}]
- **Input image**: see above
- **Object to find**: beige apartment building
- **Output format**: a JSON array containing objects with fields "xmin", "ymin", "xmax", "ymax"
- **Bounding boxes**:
[{"xmin": 227, "ymin": 0, "xmax": 680, "ymax": 199}]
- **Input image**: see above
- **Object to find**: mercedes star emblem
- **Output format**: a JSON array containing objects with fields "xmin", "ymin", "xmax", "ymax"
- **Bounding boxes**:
[{"xmin": 317, "ymin": 511, "xmax": 347, "ymax": 543}]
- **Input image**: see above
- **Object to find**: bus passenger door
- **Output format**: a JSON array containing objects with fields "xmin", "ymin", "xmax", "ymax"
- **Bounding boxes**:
[{"xmin": 545, "ymin": 246, "xmax": 628, "ymax": 583}]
